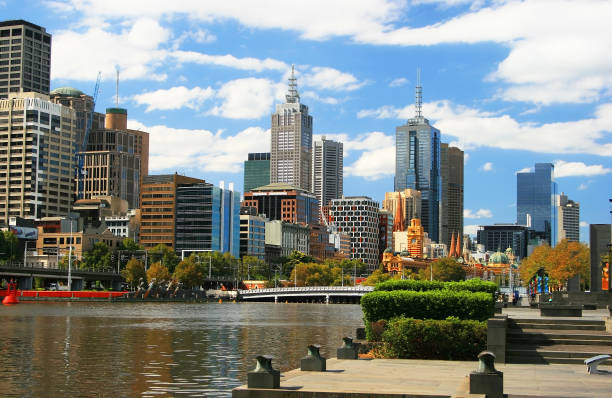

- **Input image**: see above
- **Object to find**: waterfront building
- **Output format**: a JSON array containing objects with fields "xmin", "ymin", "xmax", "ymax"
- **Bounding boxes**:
[
  {"xmin": 265, "ymin": 220, "xmax": 310, "ymax": 257},
  {"xmin": 242, "ymin": 183, "xmax": 319, "ymax": 225},
  {"xmin": 270, "ymin": 66, "xmax": 312, "ymax": 192},
  {"xmin": 329, "ymin": 196, "xmax": 380, "ymax": 269},
  {"xmin": 76, "ymin": 107, "xmax": 149, "ymax": 208},
  {"xmin": 476, "ymin": 224, "xmax": 530, "ymax": 261},
  {"xmin": 243, "ymin": 152, "xmax": 270, "ymax": 193},
  {"xmin": 394, "ymin": 79, "xmax": 441, "ymax": 242},
  {"xmin": 440, "ymin": 143, "xmax": 464, "ymax": 248},
  {"xmin": 589, "ymin": 223, "xmax": 611, "ymax": 292},
  {"xmin": 517, "ymin": 163, "xmax": 558, "ymax": 246},
  {"xmin": 239, "ymin": 213, "xmax": 267, "ymax": 261},
  {"xmin": 0, "ymin": 93, "xmax": 76, "ymax": 224},
  {"xmin": 0, "ymin": 20, "xmax": 51, "ymax": 99},
  {"xmin": 557, "ymin": 193, "xmax": 580, "ymax": 243},
  {"xmin": 310, "ymin": 223, "xmax": 335, "ymax": 261},
  {"xmin": 312, "ymin": 136, "xmax": 343, "ymax": 207}
]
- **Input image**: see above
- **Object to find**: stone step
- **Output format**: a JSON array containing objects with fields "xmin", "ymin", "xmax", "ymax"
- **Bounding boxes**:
[
  {"xmin": 509, "ymin": 318, "xmax": 604, "ymax": 326},
  {"xmin": 508, "ymin": 323, "xmax": 606, "ymax": 331},
  {"xmin": 506, "ymin": 346, "xmax": 612, "ymax": 365},
  {"xmin": 508, "ymin": 337, "xmax": 612, "ymax": 346},
  {"xmin": 507, "ymin": 330, "xmax": 612, "ymax": 341}
]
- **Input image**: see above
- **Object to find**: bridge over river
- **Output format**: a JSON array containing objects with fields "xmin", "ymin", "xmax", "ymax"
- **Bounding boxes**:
[{"xmin": 238, "ymin": 286, "xmax": 374, "ymax": 304}]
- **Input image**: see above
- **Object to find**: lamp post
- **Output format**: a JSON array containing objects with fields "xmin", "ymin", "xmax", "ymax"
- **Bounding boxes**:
[
  {"xmin": 23, "ymin": 240, "xmax": 29, "ymax": 268},
  {"xmin": 67, "ymin": 219, "xmax": 73, "ymax": 291}
]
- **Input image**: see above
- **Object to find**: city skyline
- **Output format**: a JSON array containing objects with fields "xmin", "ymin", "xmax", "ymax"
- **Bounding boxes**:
[{"xmin": 4, "ymin": 1, "xmax": 611, "ymax": 242}]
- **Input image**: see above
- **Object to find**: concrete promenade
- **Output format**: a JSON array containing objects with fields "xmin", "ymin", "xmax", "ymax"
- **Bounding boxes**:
[{"xmin": 233, "ymin": 357, "xmax": 612, "ymax": 398}]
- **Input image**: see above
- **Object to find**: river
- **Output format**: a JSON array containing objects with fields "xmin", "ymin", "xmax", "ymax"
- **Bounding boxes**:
[{"xmin": 0, "ymin": 302, "xmax": 364, "ymax": 397}]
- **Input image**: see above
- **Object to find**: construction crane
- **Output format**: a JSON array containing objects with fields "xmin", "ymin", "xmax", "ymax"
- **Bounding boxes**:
[{"xmin": 76, "ymin": 72, "xmax": 101, "ymax": 200}]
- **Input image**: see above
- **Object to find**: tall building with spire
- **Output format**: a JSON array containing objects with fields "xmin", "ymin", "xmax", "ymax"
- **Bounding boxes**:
[
  {"xmin": 394, "ymin": 72, "xmax": 441, "ymax": 242},
  {"xmin": 270, "ymin": 66, "xmax": 313, "ymax": 192}
]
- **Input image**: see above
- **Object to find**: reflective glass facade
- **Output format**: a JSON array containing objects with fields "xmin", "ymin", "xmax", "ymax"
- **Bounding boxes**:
[
  {"xmin": 394, "ymin": 117, "xmax": 441, "ymax": 242},
  {"xmin": 517, "ymin": 163, "xmax": 557, "ymax": 246},
  {"xmin": 243, "ymin": 152, "xmax": 270, "ymax": 193}
]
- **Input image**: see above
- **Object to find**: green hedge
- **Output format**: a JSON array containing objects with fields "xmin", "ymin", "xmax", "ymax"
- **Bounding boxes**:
[
  {"xmin": 361, "ymin": 290, "xmax": 494, "ymax": 323},
  {"xmin": 378, "ymin": 317, "xmax": 486, "ymax": 360},
  {"xmin": 374, "ymin": 278, "xmax": 497, "ymax": 296}
]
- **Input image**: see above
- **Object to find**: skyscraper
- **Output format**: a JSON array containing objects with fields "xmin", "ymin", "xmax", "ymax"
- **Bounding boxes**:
[
  {"xmin": 394, "ymin": 77, "xmax": 441, "ymax": 242},
  {"xmin": 517, "ymin": 163, "xmax": 558, "ymax": 246},
  {"xmin": 440, "ymin": 143, "xmax": 464, "ymax": 248},
  {"xmin": 0, "ymin": 93, "xmax": 76, "ymax": 224},
  {"xmin": 557, "ymin": 193, "xmax": 580, "ymax": 242},
  {"xmin": 382, "ymin": 189, "xmax": 422, "ymax": 231},
  {"xmin": 243, "ymin": 152, "xmax": 270, "ymax": 193},
  {"xmin": 270, "ymin": 66, "xmax": 313, "ymax": 192},
  {"xmin": 0, "ymin": 20, "xmax": 51, "ymax": 99},
  {"xmin": 312, "ymin": 136, "xmax": 343, "ymax": 207}
]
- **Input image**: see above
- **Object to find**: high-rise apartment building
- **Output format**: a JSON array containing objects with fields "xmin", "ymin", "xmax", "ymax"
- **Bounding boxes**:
[
  {"xmin": 270, "ymin": 66, "xmax": 313, "ymax": 192},
  {"xmin": 394, "ymin": 80, "xmax": 441, "ymax": 242},
  {"xmin": 140, "ymin": 174, "xmax": 239, "ymax": 257},
  {"xmin": 517, "ymin": 163, "xmax": 558, "ymax": 246},
  {"xmin": 476, "ymin": 224, "xmax": 530, "ymax": 260},
  {"xmin": 440, "ymin": 143, "xmax": 464, "ymax": 248},
  {"xmin": 329, "ymin": 196, "xmax": 380, "ymax": 269},
  {"xmin": 0, "ymin": 20, "xmax": 51, "ymax": 99},
  {"xmin": 557, "ymin": 193, "xmax": 579, "ymax": 243},
  {"xmin": 0, "ymin": 93, "xmax": 76, "ymax": 224},
  {"xmin": 76, "ymin": 107, "xmax": 149, "ymax": 208},
  {"xmin": 312, "ymin": 136, "xmax": 343, "ymax": 207},
  {"xmin": 243, "ymin": 152, "xmax": 270, "ymax": 193}
]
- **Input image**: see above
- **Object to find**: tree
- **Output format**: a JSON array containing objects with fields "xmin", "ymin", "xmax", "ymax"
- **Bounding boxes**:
[
  {"xmin": 362, "ymin": 268, "xmax": 392, "ymax": 286},
  {"xmin": 148, "ymin": 244, "xmax": 180, "ymax": 273},
  {"xmin": 431, "ymin": 258, "xmax": 466, "ymax": 281},
  {"xmin": 240, "ymin": 256, "xmax": 267, "ymax": 280},
  {"xmin": 81, "ymin": 241, "xmax": 111, "ymax": 271},
  {"xmin": 2, "ymin": 230, "xmax": 19, "ymax": 262},
  {"xmin": 121, "ymin": 258, "xmax": 146, "ymax": 289},
  {"xmin": 548, "ymin": 239, "xmax": 590, "ymax": 290},
  {"xmin": 58, "ymin": 254, "xmax": 80, "ymax": 270},
  {"xmin": 172, "ymin": 257, "xmax": 205, "ymax": 289},
  {"xmin": 119, "ymin": 238, "xmax": 143, "ymax": 252},
  {"xmin": 519, "ymin": 244, "xmax": 553, "ymax": 284},
  {"xmin": 146, "ymin": 261, "xmax": 171, "ymax": 284}
]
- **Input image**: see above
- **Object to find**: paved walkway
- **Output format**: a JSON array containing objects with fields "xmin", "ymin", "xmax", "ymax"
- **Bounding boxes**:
[
  {"xmin": 235, "ymin": 358, "xmax": 612, "ymax": 397},
  {"xmin": 502, "ymin": 307, "xmax": 609, "ymax": 321}
]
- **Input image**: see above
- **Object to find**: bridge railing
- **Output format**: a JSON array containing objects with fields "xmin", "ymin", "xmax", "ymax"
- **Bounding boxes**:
[
  {"xmin": 0, "ymin": 262, "xmax": 120, "ymax": 276},
  {"xmin": 239, "ymin": 286, "xmax": 374, "ymax": 295}
]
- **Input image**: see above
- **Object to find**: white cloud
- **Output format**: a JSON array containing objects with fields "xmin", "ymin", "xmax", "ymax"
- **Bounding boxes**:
[
  {"xmin": 301, "ymin": 67, "xmax": 365, "ymax": 92},
  {"xmin": 578, "ymin": 182, "xmax": 589, "ymax": 190},
  {"xmin": 358, "ymin": 100, "xmax": 612, "ymax": 157},
  {"xmin": 516, "ymin": 167, "xmax": 532, "ymax": 174},
  {"xmin": 208, "ymin": 78, "xmax": 285, "ymax": 119},
  {"xmin": 464, "ymin": 224, "xmax": 481, "ymax": 237},
  {"xmin": 345, "ymin": 146, "xmax": 395, "ymax": 180},
  {"xmin": 464, "ymin": 209, "xmax": 492, "ymax": 219},
  {"xmin": 128, "ymin": 120, "xmax": 269, "ymax": 174},
  {"xmin": 170, "ymin": 51, "xmax": 287, "ymax": 72},
  {"xmin": 389, "ymin": 77, "xmax": 409, "ymax": 87},
  {"xmin": 132, "ymin": 86, "xmax": 214, "ymax": 112},
  {"xmin": 301, "ymin": 91, "xmax": 339, "ymax": 105},
  {"xmin": 553, "ymin": 160, "xmax": 612, "ymax": 178},
  {"xmin": 481, "ymin": 162, "xmax": 493, "ymax": 172},
  {"xmin": 579, "ymin": 221, "xmax": 589, "ymax": 228},
  {"xmin": 183, "ymin": 29, "xmax": 217, "ymax": 44}
]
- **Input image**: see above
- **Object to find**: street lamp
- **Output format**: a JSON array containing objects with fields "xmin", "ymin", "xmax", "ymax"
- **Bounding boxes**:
[{"xmin": 67, "ymin": 218, "xmax": 73, "ymax": 291}]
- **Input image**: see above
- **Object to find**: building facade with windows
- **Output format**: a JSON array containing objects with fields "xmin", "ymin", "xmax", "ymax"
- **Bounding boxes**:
[
  {"xmin": 476, "ymin": 224, "xmax": 530, "ymax": 261},
  {"xmin": 0, "ymin": 20, "xmax": 51, "ymax": 99},
  {"xmin": 242, "ymin": 183, "xmax": 319, "ymax": 225},
  {"xmin": 557, "ymin": 193, "xmax": 579, "ymax": 243},
  {"xmin": 329, "ymin": 196, "xmax": 380, "ymax": 269},
  {"xmin": 239, "ymin": 213, "xmax": 267, "ymax": 260},
  {"xmin": 517, "ymin": 163, "xmax": 558, "ymax": 246},
  {"xmin": 265, "ymin": 220, "xmax": 310, "ymax": 257},
  {"xmin": 0, "ymin": 93, "xmax": 76, "ymax": 225},
  {"xmin": 440, "ymin": 143, "xmax": 464, "ymax": 249},
  {"xmin": 312, "ymin": 136, "xmax": 343, "ymax": 207},
  {"xmin": 243, "ymin": 152, "xmax": 270, "ymax": 193},
  {"xmin": 270, "ymin": 67, "xmax": 312, "ymax": 192}
]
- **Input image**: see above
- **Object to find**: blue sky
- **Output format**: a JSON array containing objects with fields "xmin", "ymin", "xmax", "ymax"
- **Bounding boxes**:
[{"xmin": 4, "ymin": 0, "xmax": 611, "ymax": 242}]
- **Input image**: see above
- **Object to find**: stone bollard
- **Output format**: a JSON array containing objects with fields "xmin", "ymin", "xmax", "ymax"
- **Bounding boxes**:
[
  {"xmin": 469, "ymin": 351, "xmax": 503, "ymax": 398},
  {"xmin": 301, "ymin": 344, "xmax": 326, "ymax": 371},
  {"xmin": 337, "ymin": 336, "xmax": 359, "ymax": 360},
  {"xmin": 247, "ymin": 355, "xmax": 280, "ymax": 389}
]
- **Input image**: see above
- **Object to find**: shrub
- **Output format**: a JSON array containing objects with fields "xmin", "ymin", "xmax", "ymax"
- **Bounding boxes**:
[
  {"xmin": 374, "ymin": 278, "xmax": 497, "ymax": 297},
  {"xmin": 361, "ymin": 290, "xmax": 494, "ymax": 324},
  {"xmin": 378, "ymin": 317, "xmax": 486, "ymax": 360}
]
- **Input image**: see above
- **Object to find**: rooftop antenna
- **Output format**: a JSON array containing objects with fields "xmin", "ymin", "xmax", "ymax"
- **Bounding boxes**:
[
  {"xmin": 286, "ymin": 64, "xmax": 300, "ymax": 103},
  {"xmin": 415, "ymin": 68, "xmax": 423, "ymax": 119},
  {"xmin": 115, "ymin": 65, "xmax": 120, "ymax": 106}
]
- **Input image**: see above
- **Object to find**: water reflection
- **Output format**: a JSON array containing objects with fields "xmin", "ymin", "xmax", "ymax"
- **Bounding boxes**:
[{"xmin": 0, "ymin": 302, "xmax": 364, "ymax": 397}]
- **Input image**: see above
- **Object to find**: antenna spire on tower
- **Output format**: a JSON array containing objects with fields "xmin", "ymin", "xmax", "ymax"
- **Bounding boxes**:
[
  {"xmin": 415, "ymin": 68, "xmax": 423, "ymax": 119},
  {"xmin": 286, "ymin": 64, "xmax": 300, "ymax": 103}
]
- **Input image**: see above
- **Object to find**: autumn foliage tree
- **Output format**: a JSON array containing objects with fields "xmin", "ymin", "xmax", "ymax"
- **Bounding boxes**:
[
  {"xmin": 146, "ymin": 261, "xmax": 171, "ymax": 284},
  {"xmin": 519, "ymin": 239, "xmax": 589, "ymax": 290},
  {"xmin": 121, "ymin": 258, "xmax": 146, "ymax": 289}
]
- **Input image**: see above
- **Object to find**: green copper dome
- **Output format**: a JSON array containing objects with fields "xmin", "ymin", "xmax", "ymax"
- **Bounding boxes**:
[
  {"xmin": 489, "ymin": 251, "xmax": 510, "ymax": 264},
  {"xmin": 50, "ymin": 87, "xmax": 85, "ymax": 97},
  {"xmin": 106, "ymin": 107, "xmax": 128, "ymax": 115}
]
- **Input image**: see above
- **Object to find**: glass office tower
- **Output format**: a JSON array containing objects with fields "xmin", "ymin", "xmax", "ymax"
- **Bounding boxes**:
[
  {"xmin": 243, "ymin": 152, "xmax": 270, "ymax": 193},
  {"xmin": 394, "ymin": 81, "xmax": 441, "ymax": 242},
  {"xmin": 517, "ymin": 163, "xmax": 558, "ymax": 246}
]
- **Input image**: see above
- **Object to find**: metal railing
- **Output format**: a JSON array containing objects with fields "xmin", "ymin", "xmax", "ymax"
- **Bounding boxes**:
[{"xmin": 239, "ymin": 286, "xmax": 374, "ymax": 295}]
